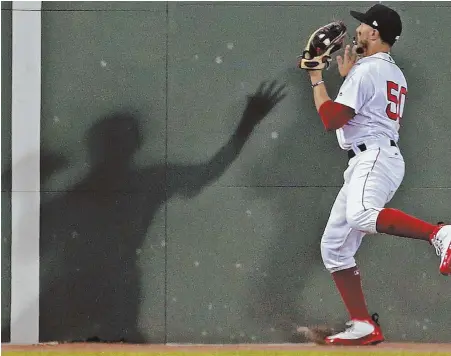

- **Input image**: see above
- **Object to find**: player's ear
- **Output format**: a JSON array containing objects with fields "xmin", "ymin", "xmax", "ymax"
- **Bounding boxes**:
[{"xmin": 371, "ymin": 29, "xmax": 379, "ymax": 41}]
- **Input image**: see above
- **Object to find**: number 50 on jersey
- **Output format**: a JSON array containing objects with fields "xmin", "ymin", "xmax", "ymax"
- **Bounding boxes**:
[{"xmin": 386, "ymin": 81, "xmax": 407, "ymax": 122}]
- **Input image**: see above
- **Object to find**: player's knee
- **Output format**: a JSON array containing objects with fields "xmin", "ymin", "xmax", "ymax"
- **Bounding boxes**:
[
  {"xmin": 320, "ymin": 239, "xmax": 329, "ymax": 263},
  {"xmin": 320, "ymin": 240, "xmax": 333, "ymax": 270},
  {"xmin": 345, "ymin": 208, "xmax": 366, "ymax": 230},
  {"xmin": 320, "ymin": 239, "xmax": 356, "ymax": 273},
  {"xmin": 345, "ymin": 207, "xmax": 378, "ymax": 233},
  {"xmin": 321, "ymin": 241, "xmax": 356, "ymax": 272}
]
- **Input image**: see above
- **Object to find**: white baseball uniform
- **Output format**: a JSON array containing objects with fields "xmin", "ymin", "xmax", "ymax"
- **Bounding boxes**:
[{"xmin": 321, "ymin": 52, "xmax": 408, "ymax": 273}]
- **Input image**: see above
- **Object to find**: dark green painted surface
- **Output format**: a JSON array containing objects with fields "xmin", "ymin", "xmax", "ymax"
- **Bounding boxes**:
[
  {"xmin": 0, "ymin": 0, "xmax": 442, "ymax": 344},
  {"xmin": 39, "ymin": 191, "xmax": 166, "ymax": 342},
  {"xmin": 40, "ymin": 8, "xmax": 168, "ymax": 342},
  {"xmin": 1, "ymin": 1, "xmax": 11, "ymax": 10},
  {"xmin": 1, "ymin": 5, "xmax": 12, "ymax": 343},
  {"xmin": 42, "ymin": 1, "xmax": 165, "ymax": 11},
  {"xmin": 167, "ymin": 187, "xmax": 451, "ymax": 343}
]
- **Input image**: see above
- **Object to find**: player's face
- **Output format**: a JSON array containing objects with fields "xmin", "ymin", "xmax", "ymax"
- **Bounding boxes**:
[{"xmin": 354, "ymin": 23, "xmax": 372, "ymax": 56}]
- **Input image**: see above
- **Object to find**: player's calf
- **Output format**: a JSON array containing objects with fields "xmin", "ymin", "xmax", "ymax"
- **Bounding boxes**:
[
  {"xmin": 376, "ymin": 208, "xmax": 437, "ymax": 241},
  {"xmin": 375, "ymin": 208, "xmax": 451, "ymax": 275}
]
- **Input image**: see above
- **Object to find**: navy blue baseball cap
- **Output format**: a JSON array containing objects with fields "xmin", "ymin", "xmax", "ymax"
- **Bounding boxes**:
[{"xmin": 350, "ymin": 4, "xmax": 402, "ymax": 45}]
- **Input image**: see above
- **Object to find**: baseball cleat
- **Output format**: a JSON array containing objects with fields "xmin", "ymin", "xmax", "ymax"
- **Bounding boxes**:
[
  {"xmin": 430, "ymin": 224, "xmax": 451, "ymax": 276},
  {"xmin": 324, "ymin": 313, "xmax": 384, "ymax": 346}
]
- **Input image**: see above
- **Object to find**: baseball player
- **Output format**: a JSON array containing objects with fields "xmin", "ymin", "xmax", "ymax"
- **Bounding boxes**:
[{"xmin": 302, "ymin": 4, "xmax": 451, "ymax": 345}]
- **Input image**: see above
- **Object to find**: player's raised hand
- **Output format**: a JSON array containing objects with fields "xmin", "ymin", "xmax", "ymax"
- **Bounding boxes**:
[{"xmin": 336, "ymin": 45, "xmax": 358, "ymax": 78}]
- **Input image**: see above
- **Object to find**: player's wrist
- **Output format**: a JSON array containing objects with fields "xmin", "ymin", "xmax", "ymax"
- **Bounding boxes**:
[
  {"xmin": 311, "ymin": 80, "xmax": 325, "ymax": 88},
  {"xmin": 309, "ymin": 70, "xmax": 323, "ymax": 84}
]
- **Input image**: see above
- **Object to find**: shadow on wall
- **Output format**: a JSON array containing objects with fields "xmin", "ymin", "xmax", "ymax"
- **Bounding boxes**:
[{"xmin": 34, "ymin": 81, "xmax": 286, "ymax": 343}]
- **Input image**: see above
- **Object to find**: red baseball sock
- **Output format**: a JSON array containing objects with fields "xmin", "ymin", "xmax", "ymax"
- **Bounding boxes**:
[
  {"xmin": 376, "ymin": 208, "xmax": 436, "ymax": 241},
  {"xmin": 332, "ymin": 266, "xmax": 370, "ymax": 321}
]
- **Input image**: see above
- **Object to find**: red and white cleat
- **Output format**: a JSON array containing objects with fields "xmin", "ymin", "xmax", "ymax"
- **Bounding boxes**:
[
  {"xmin": 430, "ymin": 224, "xmax": 451, "ymax": 276},
  {"xmin": 324, "ymin": 313, "xmax": 384, "ymax": 346}
]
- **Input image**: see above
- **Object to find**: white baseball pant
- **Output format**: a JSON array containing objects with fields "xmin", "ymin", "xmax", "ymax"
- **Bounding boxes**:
[{"xmin": 321, "ymin": 139, "xmax": 405, "ymax": 273}]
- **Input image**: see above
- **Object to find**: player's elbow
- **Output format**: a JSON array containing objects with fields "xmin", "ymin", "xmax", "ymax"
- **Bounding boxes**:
[
  {"xmin": 323, "ymin": 120, "xmax": 345, "ymax": 131},
  {"xmin": 319, "ymin": 101, "xmax": 354, "ymax": 131},
  {"xmin": 321, "ymin": 118, "xmax": 335, "ymax": 131}
]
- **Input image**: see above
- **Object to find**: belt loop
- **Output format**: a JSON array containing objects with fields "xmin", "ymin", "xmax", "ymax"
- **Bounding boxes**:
[{"xmin": 348, "ymin": 139, "xmax": 397, "ymax": 160}]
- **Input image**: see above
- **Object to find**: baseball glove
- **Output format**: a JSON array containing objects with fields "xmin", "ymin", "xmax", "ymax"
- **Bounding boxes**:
[{"xmin": 299, "ymin": 21, "xmax": 347, "ymax": 70}]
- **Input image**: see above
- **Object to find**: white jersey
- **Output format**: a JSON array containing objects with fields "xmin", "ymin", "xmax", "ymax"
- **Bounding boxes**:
[{"xmin": 334, "ymin": 52, "xmax": 408, "ymax": 150}]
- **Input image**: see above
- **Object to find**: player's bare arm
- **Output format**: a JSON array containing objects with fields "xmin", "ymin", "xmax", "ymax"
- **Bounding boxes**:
[
  {"xmin": 308, "ymin": 70, "xmax": 355, "ymax": 131},
  {"xmin": 308, "ymin": 70, "xmax": 329, "ymax": 111}
]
